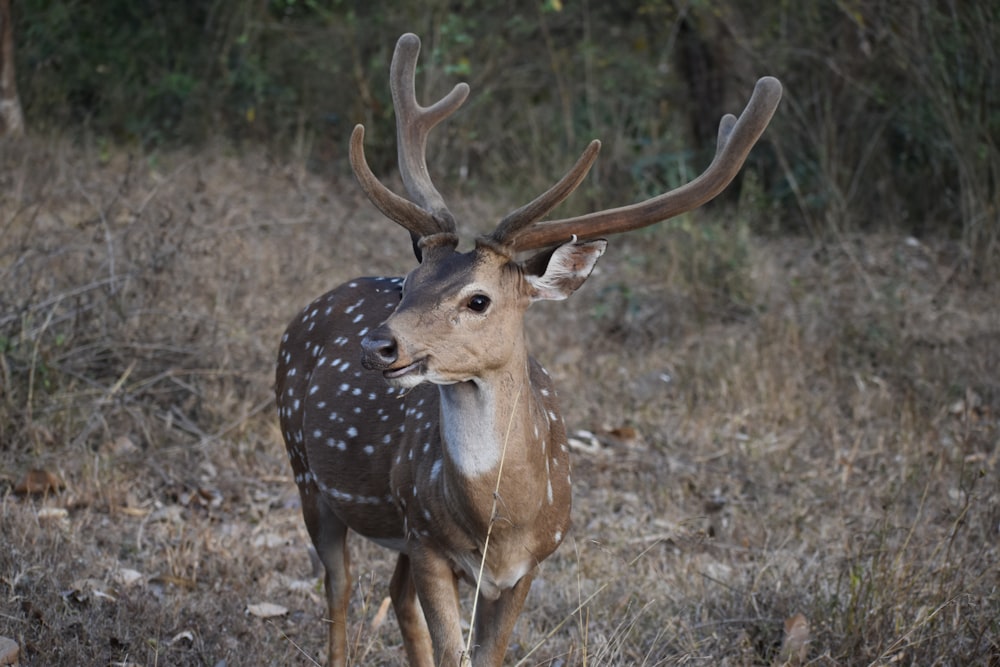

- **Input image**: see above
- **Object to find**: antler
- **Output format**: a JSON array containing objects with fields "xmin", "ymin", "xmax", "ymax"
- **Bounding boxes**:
[
  {"xmin": 485, "ymin": 139, "xmax": 602, "ymax": 251},
  {"xmin": 490, "ymin": 76, "xmax": 783, "ymax": 252},
  {"xmin": 349, "ymin": 33, "xmax": 470, "ymax": 238}
]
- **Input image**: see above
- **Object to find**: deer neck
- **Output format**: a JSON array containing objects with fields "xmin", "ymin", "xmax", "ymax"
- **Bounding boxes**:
[
  {"xmin": 438, "ymin": 369, "xmax": 528, "ymax": 477},
  {"xmin": 436, "ymin": 350, "xmax": 551, "ymax": 495}
]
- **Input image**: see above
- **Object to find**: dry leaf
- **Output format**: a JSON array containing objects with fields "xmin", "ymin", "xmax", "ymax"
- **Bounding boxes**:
[
  {"xmin": 149, "ymin": 574, "xmax": 197, "ymax": 589},
  {"xmin": 65, "ymin": 578, "xmax": 117, "ymax": 604},
  {"xmin": 148, "ymin": 505, "xmax": 184, "ymax": 524},
  {"xmin": 37, "ymin": 507, "xmax": 69, "ymax": 522},
  {"xmin": 247, "ymin": 602, "xmax": 288, "ymax": 618},
  {"xmin": 567, "ymin": 430, "xmax": 602, "ymax": 455},
  {"xmin": 0, "ymin": 636, "xmax": 19, "ymax": 666},
  {"xmin": 370, "ymin": 596, "xmax": 392, "ymax": 631},
  {"xmin": 776, "ymin": 612, "xmax": 810, "ymax": 666},
  {"xmin": 596, "ymin": 425, "xmax": 644, "ymax": 449},
  {"xmin": 15, "ymin": 469, "xmax": 64, "ymax": 495},
  {"xmin": 252, "ymin": 533, "xmax": 287, "ymax": 549},
  {"xmin": 284, "ymin": 578, "xmax": 318, "ymax": 598},
  {"xmin": 112, "ymin": 568, "xmax": 145, "ymax": 587},
  {"xmin": 568, "ymin": 425, "xmax": 645, "ymax": 455},
  {"xmin": 102, "ymin": 435, "xmax": 138, "ymax": 456},
  {"xmin": 118, "ymin": 506, "xmax": 151, "ymax": 517},
  {"xmin": 169, "ymin": 630, "xmax": 195, "ymax": 645}
]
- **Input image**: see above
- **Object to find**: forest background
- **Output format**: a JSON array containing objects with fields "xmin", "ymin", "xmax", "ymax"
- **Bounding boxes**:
[{"xmin": 8, "ymin": 0, "xmax": 1000, "ymax": 259}]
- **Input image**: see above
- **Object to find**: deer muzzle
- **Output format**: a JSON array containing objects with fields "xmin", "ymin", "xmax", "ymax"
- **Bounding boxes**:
[{"xmin": 360, "ymin": 327, "xmax": 399, "ymax": 371}]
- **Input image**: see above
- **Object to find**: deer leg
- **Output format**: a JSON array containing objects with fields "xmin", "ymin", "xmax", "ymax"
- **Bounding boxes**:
[
  {"xmin": 409, "ymin": 548, "xmax": 465, "ymax": 667},
  {"xmin": 471, "ymin": 573, "xmax": 534, "ymax": 666},
  {"xmin": 389, "ymin": 553, "xmax": 434, "ymax": 666},
  {"xmin": 302, "ymin": 495, "xmax": 351, "ymax": 667}
]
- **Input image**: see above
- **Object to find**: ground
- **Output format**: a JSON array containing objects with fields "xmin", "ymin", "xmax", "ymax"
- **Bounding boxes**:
[{"xmin": 1, "ymin": 139, "xmax": 997, "ymax": 665}]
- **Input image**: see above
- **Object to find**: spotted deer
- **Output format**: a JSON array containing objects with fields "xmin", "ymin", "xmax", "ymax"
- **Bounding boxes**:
[{"xmin": 276, "ymin": 33, "xmax": 781, "ymax": 667}]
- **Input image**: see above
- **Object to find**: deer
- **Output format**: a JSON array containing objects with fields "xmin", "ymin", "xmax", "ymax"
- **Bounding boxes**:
[{"xmin": 275, "ymin": 33, "xmax": 781, "ymax": 667}]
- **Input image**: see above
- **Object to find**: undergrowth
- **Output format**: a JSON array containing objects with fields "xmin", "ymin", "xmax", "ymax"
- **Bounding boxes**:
[{"xmin": 1, "ymin": 137, "xmax": 998, "ymax": 665}]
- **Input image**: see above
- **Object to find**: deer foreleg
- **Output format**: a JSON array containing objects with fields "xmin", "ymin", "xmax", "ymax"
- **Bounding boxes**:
[
  {"xmin": 472, "ymin": 573, "xmax": 534, "ymax": 666},
  {"xmin": 390, "ymin": 553, "xmax": 434, "ymax": 667},
  {"xmin": 410, "ymin": 548, "xmax": 466, "ymax": 667}
]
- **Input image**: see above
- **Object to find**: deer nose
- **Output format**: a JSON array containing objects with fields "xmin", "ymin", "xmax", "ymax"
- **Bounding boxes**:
[{"xmin": 361, "ymin": 328, "xmax": 398, "ymax": 370}]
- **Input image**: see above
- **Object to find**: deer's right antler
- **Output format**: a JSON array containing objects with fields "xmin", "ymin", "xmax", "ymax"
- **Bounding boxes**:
[{"xmin": 349, "ymin": 33, "xmax": 469, "ymax": 241}]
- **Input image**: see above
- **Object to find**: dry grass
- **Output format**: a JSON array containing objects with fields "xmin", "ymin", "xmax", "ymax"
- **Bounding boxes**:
[{"xmin": 1, "ymin": 136, "xmax": 998, "ymax": 666}]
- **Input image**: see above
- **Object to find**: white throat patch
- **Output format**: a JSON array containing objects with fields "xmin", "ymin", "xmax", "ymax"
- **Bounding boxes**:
[{"xmin": 438, "ymin": 381, "xmax": 503, "ymax": 477}]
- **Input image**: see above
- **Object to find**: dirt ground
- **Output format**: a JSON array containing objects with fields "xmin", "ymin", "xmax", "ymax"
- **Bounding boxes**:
[{"xmin": 1, "ymin": 138, "xmax": 998, "ymax": 665}]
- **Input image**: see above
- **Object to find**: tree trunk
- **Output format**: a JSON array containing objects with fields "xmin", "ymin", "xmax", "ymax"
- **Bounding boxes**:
[{"xmin": 0, "ymin": 0, "xmax": 25, "ymax": 137}]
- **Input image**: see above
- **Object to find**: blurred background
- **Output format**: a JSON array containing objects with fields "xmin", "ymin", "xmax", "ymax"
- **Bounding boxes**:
[{"xmin": 6, "ymin": 0, "xmax": 999, "ymax": 272}]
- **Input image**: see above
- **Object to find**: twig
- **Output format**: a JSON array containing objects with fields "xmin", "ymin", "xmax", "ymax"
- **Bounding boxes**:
[
  {"xmin": 514, "ymin": 582, "xmax": 609, "ymax": 667},
  {"xmin": 73, "ymin": 169, "xmax": 127, "ymax": 297},
  {"xmin": 25, "ymin": 305, "xmax": 56, "ymax": 444},
  {"xmin": 865, "ymin": 595, "xmax": 960, "ymax": 667},
  {"xmin": 268, "ymin": 619, "xmax": 323, "ymax": 667},
  {"xmin": 196, "ymin": 395, "xmax": 274, "ymax": 449},
  {"xmin": 0, "ymin": 275, "xmax": 125, "ymax": 328}
]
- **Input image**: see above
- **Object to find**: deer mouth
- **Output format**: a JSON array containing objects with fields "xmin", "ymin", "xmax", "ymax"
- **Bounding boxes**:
[{"xmin": 384, "ymin": 358, "xmax": 426, "ymax": 382}]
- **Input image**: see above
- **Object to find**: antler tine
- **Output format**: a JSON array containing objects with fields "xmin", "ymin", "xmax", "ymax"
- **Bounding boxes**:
[
  {"xmin": 391, "ymin": 33, "xmax": 470, "ymax": 233},
  {"xmin": 504, "ymin": 76, "xmax": 783, "ymax": 252},
  {"xmin": 349, "ymin": 124, "xmax": 444, "ymax": 238},
  {"xmin": 348, "ymin": 33, "xmax": 469, "ymax": 240},
  {"xmin": 487, "ymin": 140, "xmax": 602, "ymax": 250}
]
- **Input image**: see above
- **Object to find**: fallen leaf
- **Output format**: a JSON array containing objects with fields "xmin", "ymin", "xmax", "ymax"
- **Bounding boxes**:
[
  {"xmin": 247, "ymin": 602, "xmax": 288, "ymax": 619},
  {"xmin": 118, "ymin": 506, "xmax": 151, "ymax": 517},
  {"xmin": 65, "ymin": 578, "xmax": 117, "ymax": 604},
  {"xmin": 252, "ymin": 533, "xmax": 287, "ymax": 549},
  {"xmin": 148, "ymin": 505, "xmax": 184, "ymax": 524},
  {"xmin": 596, "ymin": 425, "xmax": 644, "ymax": 449},
  {"xmin": 15, "ymin": 469, "xmax": 64, "ymax": 495},
  {"xmin": 0, "ymin": 636, "xmax": 18, "ymax": 666},
  {"xmin": 567, "ymin": 430, "xmax": 602, "ymax": 455},
  {"xmin": 112, "ymin": 568, "xmax": 145, "ymax": 587},
  {"xmin": 371, "ymin": 596, "xmax": 392, "ymax": 631},
  {"xmin": 169, "ymin": 630, "xmax": 195, "ymax": 645},
  {"xmin": 178, "ymin": 486, "xmax": 223, "ymax": 509},
  {"xmin": 149, "ymin": 574, "xmax": 197, "ymax": 589},
  {"xmin": 102, "ymin": 435, "xmax": 138, "ymax": 456},
  {"xmin": 776, "ymin": 612, "xmax": 810, "ymax": 666},
  {"xmin": 37, "ymin": 507, "xmax": 69, "ymax": 521}
]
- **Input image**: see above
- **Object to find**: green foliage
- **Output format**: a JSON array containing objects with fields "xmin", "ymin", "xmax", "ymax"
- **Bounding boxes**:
[
  {"xmin": 8, "ymin": 0, "xmax": 1000, "ymax": 276},
  {"xmin": 717, "ymin": 0, "xmax": 1000, "ymax": 274}
]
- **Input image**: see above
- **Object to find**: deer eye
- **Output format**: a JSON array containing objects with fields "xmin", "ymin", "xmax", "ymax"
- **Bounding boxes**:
[{"xmin": 466, "ymin": 294, "xmax": 491, "ymax": 313}]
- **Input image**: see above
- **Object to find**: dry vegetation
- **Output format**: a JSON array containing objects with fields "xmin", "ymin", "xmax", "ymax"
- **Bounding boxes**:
[{"xmin": 1, "ymin": 136, "xmax": 998, "ymax": 666}]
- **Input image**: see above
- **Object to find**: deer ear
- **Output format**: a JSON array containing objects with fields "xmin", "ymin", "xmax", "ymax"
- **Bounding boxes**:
[{"xmin": 526, "ymin": 239, "xmax": 607, "ymax": 301}]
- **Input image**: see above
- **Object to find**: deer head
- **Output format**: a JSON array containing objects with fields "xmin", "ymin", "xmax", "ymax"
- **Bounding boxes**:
[{"xmin": 350, "ymin": 31, "xmax": 778, "ymax": 389}]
